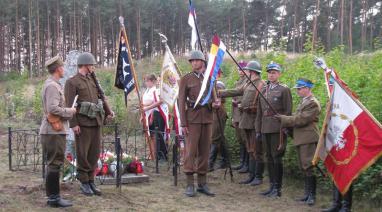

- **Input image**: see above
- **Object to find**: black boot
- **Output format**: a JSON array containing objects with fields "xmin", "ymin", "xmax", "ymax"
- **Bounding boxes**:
[
  {"xmin": 250, "ymin": 161, "xmax": 264, "ymax": 186},
  {"xmin": 80, "ymin": 182, "xmax": 94, "ymax": 196},
  {"xmin": 306, "ymin": 176, "xmax": 316, "ymax": 206},
  {"xmin": 185, "ymin": 174, "xmax": 195, "ymax": 197},
  {"xmin": 197, "ymin": 184, "xmax": 216, "ymax": 196},
  {"xmin": 217, "ymin": 143, "xmax": 228, "ymax": 169},
  {"xmin": 296, "ymin": 177, "xmax": 309, "ymax": 202},
  {"xmin": 185, "ymin": 185, "xmax": 196, "ymax": 197},
  {"xmin": 238, "ymin": 151, "xmax": 249, "ymax": 173},
  {"xmin": 239, "ymin": 157, "xmax": 255, "ymax": 184},
  {"xmin": 208, "ymin": 144, "xmax": 218, "ymax": 172},
  {"xmin": 322, "ymin": 185, "xmax": 342, "ymax": 212},
  {"xmin": 89, "ymin": 181, "xmax": 102, "ymax": 196},
  {"xmin": 339, "ymin": 186, "xmax": 352, "ymax": 212},
  {"xmin": 260, "ymin": 162, "xmax": 274, "ymax": 196},
  {"xmin": 46, "ymin": 169, "xmax": 72, "ymax": 208},
  {"xmin": 268, "ymin": 163, "xmax": 283, "ymax": 198},
  {"xmin": 233, "ymin": 144, "xmax": 245, "ymax": 170}
]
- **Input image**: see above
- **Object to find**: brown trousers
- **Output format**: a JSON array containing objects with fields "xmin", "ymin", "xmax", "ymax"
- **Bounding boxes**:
[
  {"xmin": 41, "ymin": 134, "xmax": 66, "ymax": 171},
  {"xmin": 75, "ymin": 126, "xmax": 101, "ymax": 183},
  {"xmin": 243, "ymin": 129, "xmax": 263, "ymax": 162},
  {"xmin": 183, "ymin": 123, "xmax": 212, "ymax": 175},
  {"xmin": 296, "ymin": 143, "xmax": 317, "ymax": 176},
  {"xmin": 234, "ymin": 123, "xmax": 245, "ymax": 145}
]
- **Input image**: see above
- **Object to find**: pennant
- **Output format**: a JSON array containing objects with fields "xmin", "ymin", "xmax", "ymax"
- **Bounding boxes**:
[
  {"xmin": 114, "ymin": 32, "xmax": 136, "ymax": 106},
  {"xmin": 194, "ymin": 35, "xmax": 226, "ymax": 107},
  {"xmin": 315, "ymin": 74, "xmax": 382, "ymax": 194},
  {"xmin": 188, "ymin": 0, "xmax": 198, "ymax": 50},
  {"xmin": 160, "ymin": 46, "xmax": 180, "ymax": 107}
]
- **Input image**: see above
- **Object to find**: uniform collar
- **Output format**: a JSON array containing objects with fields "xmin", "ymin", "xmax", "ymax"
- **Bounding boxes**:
[
  {"xmin": 268, "ymin": 81, "xmax": 279, "ymax": 89},
  {"xmin": 302, "ymin": 95, "xmax": 313, "ymax": 103},
  {"xmin": 193, "ymin": 70, "xmax": 205, "ymax": 78},
  {"xmin": 49, "ymin": 76, "xmax": 62, "ymax": 85},
  {"xmin": 77, "ymin": 72, "xmax": 92, "ymax": 80}
]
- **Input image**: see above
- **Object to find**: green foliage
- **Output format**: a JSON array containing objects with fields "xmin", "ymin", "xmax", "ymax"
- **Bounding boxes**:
[
  {"xmin": 0, "ymin": 50, "xmax": 381, "ymax": 205},
  {"xmin": 220, "ymin": 50, "xmax": 382, "ymax": 205}
]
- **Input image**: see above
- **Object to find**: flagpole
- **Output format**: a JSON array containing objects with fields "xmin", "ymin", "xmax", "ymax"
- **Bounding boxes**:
[
  {"xmin": 189, "ymin": 0, "xmax": 203, "ymax": 52},
  {"xmin": 312, "ymin": 100, "xmax": 332, "ymax": 165},
  {"xmin": 119, "ymin": 16, "xmax": 154, "ymax": 159}
]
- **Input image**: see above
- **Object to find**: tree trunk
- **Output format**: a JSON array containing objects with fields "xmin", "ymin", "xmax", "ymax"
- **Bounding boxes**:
[
  {"xmin": 242, "ymin": 5, "xmax": 246, "ymax": 51},
  {"xmin": 136, "ymin": 7, "xmax": 141, "ymax": 60},
  {"xmin": 326, "ymin": 0, "xmax": 332, "ymax": 51},
  {"xmin": 292, "ymin": 0, "xmax": 299, "ymax": 53},
  {"xmin": 340, "ymin": 0, "xmax": 344, "ymax": 45},
  {"xmin": 312, "ymin": 0, "xmax": 320, "ymax": 51},
  {"xmin": 361, "ymin": 0, "xmax": 367, "ymax": 51},
  {"xmin": 348, "ymin": 0, "xmax": 353, "ymax": 54},
  {"xmin": 15, "ymin": 0, "xmax": 21, "ymax": 72},
  {"xmin": 28, "ymin": 0, "xmax": 33, "ymax": 78},
  {"xmin": 36, "ymin": 0, "xmax": 41, "ymax": 76}
]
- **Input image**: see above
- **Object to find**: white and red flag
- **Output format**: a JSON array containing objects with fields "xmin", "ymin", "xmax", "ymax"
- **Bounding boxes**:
[
  {"xmin": 313, "ymin": 73, "xmax": 382, "ymax": 194},
  {"xmin": 188, "ymin": 0, "xmax": 198, "ymax": 50}
]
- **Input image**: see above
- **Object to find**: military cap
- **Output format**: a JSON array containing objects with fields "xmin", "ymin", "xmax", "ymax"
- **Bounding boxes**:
[
  {"xmin": 243, "ymin": 60, "xmax": 262, "ymax": 73},
  {"xmin": 216, "ymin": 81, "xmax": 225, "ymax": 89},
  {"xmin": 188, "ymin": 50, "xmax": 206, "ymax": 62},
  {"xmin": 294, "ymin": 78, "xmax": 314, "ymax": 88},
  {"xmin": 45, "ymin": 55, "xmax": 64, "ymax": 69},
  {"xmin": 266, "ymin": 62, "xmax": 282, "ymax": 72}
]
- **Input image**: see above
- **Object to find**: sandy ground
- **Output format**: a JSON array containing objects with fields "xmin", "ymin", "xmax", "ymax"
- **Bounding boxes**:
[{"xmin": 0, "ymin": 133, "xmax": 378, "ymax": 212}]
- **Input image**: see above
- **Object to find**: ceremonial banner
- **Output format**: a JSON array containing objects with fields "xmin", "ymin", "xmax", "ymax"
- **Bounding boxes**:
[
  {"xmin": 160, "ymin": 47, "xmax": 180, "ymax": 107},
  {"xmin": 114, "ymin": 31, "xmax": 136, "ymax": 105},
  {"xmin": 188, "ymin": 0, "xmax": 198, "ymax": 50},
  {"xmin": 314, "ymin": 75, "xmax": 382, "ymax": 194},
  {"xmin": 194, "ymin": 35, "xmax": 226, "ymax": 107}
]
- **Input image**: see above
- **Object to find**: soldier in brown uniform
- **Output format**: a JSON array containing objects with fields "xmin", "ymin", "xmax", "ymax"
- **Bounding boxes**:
[
  {"xmin": 256, "ymin": 62, "xmax": 292, "ymax": 197},
  {"xmin": 40, "ymin": 55, "xmax": 76, "ymax": 207},
  {"xmin": 178, "ymin": 50, "xmax": 220, "ymax": 197},
  {"xmin": 232, "ymin": 61, "xmax": 249, "ymax": 172},
  {"xmin": 276, "ymin": 78, "xmax": 321, "ymax": 206},
  {"xmin": 64, "ymin": 52, "xmax": 114, "ymax": 196},
  {"xmin": 219, "ymin": 61, "xmax": 266, "ymax": 186},
  {"xmin": 208, "ymin": 81, "xmax": 228, "ymax": 171}
]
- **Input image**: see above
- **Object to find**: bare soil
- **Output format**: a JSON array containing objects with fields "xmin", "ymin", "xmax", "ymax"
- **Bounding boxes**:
[{"xmin": 0, "ymin": 134, "xmax": 376, "ymax": 212}]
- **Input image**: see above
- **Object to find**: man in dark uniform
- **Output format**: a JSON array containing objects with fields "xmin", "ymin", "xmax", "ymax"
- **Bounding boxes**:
[
  {"xmin": 178, "ymin": 50, "xmax": 220, "ymax": 197},
  {"xmin": 219, "ymin": 61, "xmax": 265, "ymax": 186},
  {"xmin": 64, "ymin": 52, "xmax": 114, "ymax": 196},
  {"xmin": 275, "ymin": 78, "xmax": 321, "ymax": 206},
  {"xmin": 256, "ymin": 62, "xmax": 292, "ymax": 197},
  {"xmin": 208, "ymin": 81, "xmax": 228, "ymax": 171},
  {"xmin": 40, "ymin": 55, "xmax": 76, "ymax": 207},
  {"xmin": 232, "ymin": 61, "xmax": 249, "ymax": 172}
]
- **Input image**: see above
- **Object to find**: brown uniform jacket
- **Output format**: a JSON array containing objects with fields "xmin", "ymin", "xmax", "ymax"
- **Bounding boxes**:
[
  {"xmin": 219, "ymin": 79, "xmax": 265, "ymax": 130},
  {"xmin": 64, "ymin": 73, "xmax": 103, "ymax": 127},
  {"xmin": 279, "ymin": 95, "xmax": 321, "ymax": 146},
  {"xmin": 231, "ymin": 77, "xmax": 246, "ymax": 123},
  {"xmin": 39, "ymin": 77, "xmax": 74, "ymax": 135},
  {"xmin": 178, "ymin": 71, "xmax": 216, "ymax": 127},
  {"xmin": 255, "ymin": 82, "xmax": 293, "ymax": 133}
]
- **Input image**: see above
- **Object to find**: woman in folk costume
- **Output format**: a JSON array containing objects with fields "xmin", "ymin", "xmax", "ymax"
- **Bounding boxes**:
[{"xmin": 142, "ymin": 74, "xmax": 169, "ymax": 161}]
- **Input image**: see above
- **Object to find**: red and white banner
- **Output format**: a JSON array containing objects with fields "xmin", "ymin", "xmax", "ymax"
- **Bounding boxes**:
[
  {"xmin": 154, "ymin": 90, "xmax": 170, "ymax": 141},
  {"xmin": 316, "ymin": 75, "xmax": 382, "ymax": 194}
]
